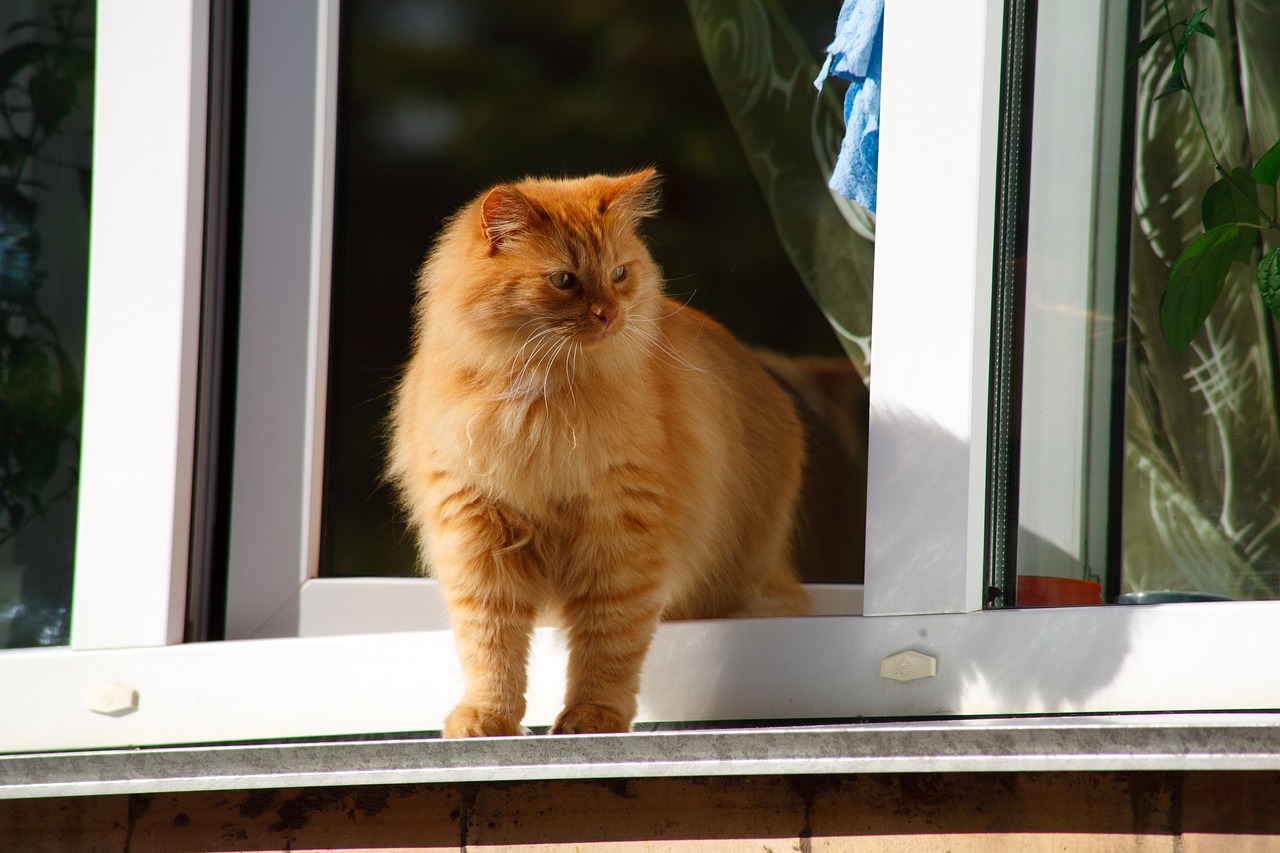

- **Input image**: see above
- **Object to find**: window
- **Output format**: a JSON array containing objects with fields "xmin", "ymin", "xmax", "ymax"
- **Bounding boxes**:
[
  {"xmin": 5, "ymin": 0, "xmax": 1279, "ymax": 757},
  {"xmin": 0, "ymin": 0, "xmax": 94, "ymax": 650},
  {"xmin": 1011, "ymin": 0, "xmax": 1280, "ymax": 608}
]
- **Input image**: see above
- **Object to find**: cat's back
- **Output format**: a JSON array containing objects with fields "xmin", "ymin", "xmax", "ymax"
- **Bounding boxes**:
[
  {"xmin": 651, "ymin": 295, "xmax": 801, "ymax": 438},
  {"xmin": 626, "ymin": 295, "xmax": 807, "ymax": 618}
]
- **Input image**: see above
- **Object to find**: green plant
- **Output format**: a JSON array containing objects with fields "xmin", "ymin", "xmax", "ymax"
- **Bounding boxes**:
[
  {"xmin": 1134, "ymin": 1, "xmax": 1280, "ymax": 350},
  {"xmin": 0, "ymin": 0, "xmax": 92, "ymax": 547}
]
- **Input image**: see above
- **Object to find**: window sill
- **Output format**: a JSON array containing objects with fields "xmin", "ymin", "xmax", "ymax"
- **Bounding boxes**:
[{"xmin": 5, "ymin": 713, "xmax": 1280, "ymax": 800}]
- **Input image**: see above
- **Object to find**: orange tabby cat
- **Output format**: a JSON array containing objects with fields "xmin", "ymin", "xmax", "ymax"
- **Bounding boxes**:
[{"xmin": 388, "ymin": 169, "xmax": 811, "ymax": 737}]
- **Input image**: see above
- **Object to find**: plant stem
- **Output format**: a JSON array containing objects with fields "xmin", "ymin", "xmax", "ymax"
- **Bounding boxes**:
[
  {"xmin": 1160, "ymin": 0, "xmax": 1280, "ymax": 232},
  {"xmin": 1162, "ymin": 0, "xmax": 1225, "ymax": 173}
]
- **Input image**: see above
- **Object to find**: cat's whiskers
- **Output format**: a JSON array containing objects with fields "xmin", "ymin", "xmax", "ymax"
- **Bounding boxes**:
[
  {"xmin": 511, "ymin": 315, "xmax": 551, "ymax": 336},
  {"xmin": 566, "ymin": 340, "xmax": 582, "ymax": 410},
  {"xmin": 499, "ymin": 317, "xmax": 556, "ymax": 368},
  {"xmin": 631, "ymin": 292, "xmax": 694, "ymax": 323},
  {"xmin": 502, "ymin": 325, "xmax": 562, "ymax": 400},
  {"xmin": 537, "ymin": 333, "xmax": 575, "ymax": 414},
  {"xmin": 626, "ymin": 317, "xmax": 706, "ymax": 373},
  {"xmin": 499, "ymin": 321, "xmax": 584, "ymax": 412},
  {"xmin": 500, "ymin": 323, "xmax": 555, "ymax": 377}
]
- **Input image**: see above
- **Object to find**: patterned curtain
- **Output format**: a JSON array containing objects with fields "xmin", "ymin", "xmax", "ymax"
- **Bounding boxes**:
[{"xmin": 1124, "ymin": 0, "xmax": 1280, "ymax": 597}]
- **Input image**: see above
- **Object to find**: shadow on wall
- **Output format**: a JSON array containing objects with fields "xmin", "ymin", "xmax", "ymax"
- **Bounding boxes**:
[{"xmin": 862, "ymin": 404, "xmax": 974, "ymax": 608}]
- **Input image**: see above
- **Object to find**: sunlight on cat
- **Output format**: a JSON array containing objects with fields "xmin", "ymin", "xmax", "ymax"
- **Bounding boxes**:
[{"xmin": 388, "ymin": 170, "xmax": 816, "ymax": 736}]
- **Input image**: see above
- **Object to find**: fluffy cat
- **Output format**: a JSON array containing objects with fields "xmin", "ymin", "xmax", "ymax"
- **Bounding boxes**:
[{"xmin": 388, "ymin": 169, "xmax": 811, "ymax": 737}]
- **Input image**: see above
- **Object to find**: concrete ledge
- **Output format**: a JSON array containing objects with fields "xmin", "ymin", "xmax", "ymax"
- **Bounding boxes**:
[{"xmin": 6, "ymin": 713, "xmax": 1280, "ymax": 800}]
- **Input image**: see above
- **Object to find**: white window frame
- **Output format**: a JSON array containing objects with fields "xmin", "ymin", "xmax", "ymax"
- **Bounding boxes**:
[
  {"xmin": 5, "ymin": 0, "xmax": 1280, "ymax": 756},
  {"xmin": 221, "ymin": 0, "xmax": 338, "ymax": 641},
  {"xmin": 68, "ymin": 0, "xmax": 210, "ymax": 651}
]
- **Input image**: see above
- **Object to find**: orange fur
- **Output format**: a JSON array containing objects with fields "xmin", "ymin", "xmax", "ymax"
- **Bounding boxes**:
[{"xmin": 388, "ymin": 170, "xmax": 811, "ymax": 737}]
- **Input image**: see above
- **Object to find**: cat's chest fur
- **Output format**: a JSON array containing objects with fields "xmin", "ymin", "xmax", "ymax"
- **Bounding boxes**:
[{"xmin": 437, "ymin": 362, "xmax": 663, "ymax": 515}]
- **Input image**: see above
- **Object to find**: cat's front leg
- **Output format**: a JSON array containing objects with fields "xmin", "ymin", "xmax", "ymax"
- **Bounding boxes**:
[
  {"xmin": 552, "ymin": 568, "xmax": 666, "ymax": 735},
  {"xmin": 427, "ymin": 493, "xmax": 543, "ymax": 738},
  {"xmin": 441, "ymin": 590, "xmax": 537, "ymax": 737}
]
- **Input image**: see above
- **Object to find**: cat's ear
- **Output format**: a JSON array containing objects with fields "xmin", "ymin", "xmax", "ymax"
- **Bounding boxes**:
[
  {"xmin": 480, "ymin": 185, "xmax": 535, "ymax": 252},
  {"xmin": 604, "ymin": 168, "xmax": 662, "ymax": 222}
]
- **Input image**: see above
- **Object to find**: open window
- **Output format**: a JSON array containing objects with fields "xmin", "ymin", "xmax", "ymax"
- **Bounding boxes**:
[
  {"xmin": 5, "ymin": 0, "xmax": 1280, "ymax": 757},
  {"xmin": 229, "ymin": 0, "xmax": 873, "ymax": 643}
]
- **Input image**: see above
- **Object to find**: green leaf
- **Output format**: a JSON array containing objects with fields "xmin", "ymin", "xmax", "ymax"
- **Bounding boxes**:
[
  {"xmin": 7, "ymin": 20, "xmax": 60, "ymax": 40},
  {"xmin": 1254, "ymin": 138, "xmax": 1280, "ymax": 185},
  {"xmin": 1127, "ymin": 31, "xmax": 1165, "ymax": 68},
  {"xmin": 1259, "ymin": 246, "xmax": 1280, "ymax": 321},
  {"xmin": 28, "ymin": 70, "xmax": 80, "ymax": 137},
  {"xmin": 1171, "ymin": 9, "xmax": 1210, "ymax": 75},
  {"xmin": 1201, "ymin": 168, "xmax": 1260, "ymax": 263},
  {"xmin": 1155, "ymin": 70, "xmax": 1188, "ymax": 100},
  {"xmin": 0, "ymin": 41, "xmax": 48, "ymax": 90},
  {"xmin": 1160, "ymin": 224, "xmax": 1241, "ymax": 350}
]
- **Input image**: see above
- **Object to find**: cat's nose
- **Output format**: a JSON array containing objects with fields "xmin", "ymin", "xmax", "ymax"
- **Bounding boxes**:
[{"xmin": 590, "ymin": 303, "xmax": 616, "ymax": 328}]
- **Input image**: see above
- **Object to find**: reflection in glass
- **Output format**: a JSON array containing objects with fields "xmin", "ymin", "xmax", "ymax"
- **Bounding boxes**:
[
  {"xmin": 1123, "ymin": 0, "xmax": 1280, "ymax": 600},
  {"xmin": 0, "ymin": 0, "xmax": 93, "ymax": 647},
  {"xmin": 322, "ymin": 0, "xmax": 871, "ymax": 585}
]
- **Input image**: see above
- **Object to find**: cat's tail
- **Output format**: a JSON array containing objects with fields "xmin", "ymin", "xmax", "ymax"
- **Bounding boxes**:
[
  {"xmin": 731, "ymin": 573, "xmax": 815, "ymax": 618},
  {"xmin": 755, "ymin": 350, "xmax": 868, "ymax": 586}
]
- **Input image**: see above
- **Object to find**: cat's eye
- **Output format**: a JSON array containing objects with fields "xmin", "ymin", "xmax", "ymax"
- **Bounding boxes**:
[
  {"xmin": 610, "ymin": 266, "xmax": 626, "ymax": 282},
  {"xmin": 549, "ymin": 271, "xmax": 575, "ymax": 290}
]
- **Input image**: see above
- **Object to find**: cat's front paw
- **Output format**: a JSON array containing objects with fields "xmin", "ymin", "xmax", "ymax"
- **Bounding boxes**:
[
  {"xmin": 551, "ymin": 703, "xmax": 632, "ymax": 735},
  {"xmin": 443, "ymin": 704, "xmax": 523, "ymax": 738}
]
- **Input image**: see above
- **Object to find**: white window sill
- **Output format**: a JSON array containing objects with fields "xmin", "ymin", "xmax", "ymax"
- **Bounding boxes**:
[{"xmin": 296, "ymin": 578, "xmax": 865, "ymax": 637}]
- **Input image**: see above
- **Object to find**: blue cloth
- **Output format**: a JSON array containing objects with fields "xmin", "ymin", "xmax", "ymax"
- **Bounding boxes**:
[{"xmin": 814, "ymin": 0, "xmax": 883, "ymax": 214}]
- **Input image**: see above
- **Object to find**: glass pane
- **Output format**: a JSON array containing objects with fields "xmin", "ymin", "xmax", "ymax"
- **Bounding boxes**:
[
  {"xmin": 321, "ymin": 0, "xmax": 872, "ymax": 588},
  {"xmin": 1121, "ymin": 0, "xmax": 1280, "ymax": 601},
  {"xmin": 1010, "ymin": 0, "xmax": 1280, "ymax": 606},
  {"xmin": 0, "ymin": 0, "xmax": 94, "ymax": 647}
]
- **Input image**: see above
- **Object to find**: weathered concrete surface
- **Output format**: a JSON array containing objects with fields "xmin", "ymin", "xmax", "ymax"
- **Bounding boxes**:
[{"xmin": 3, "ymin": 771, "xmax": 1279, "ymax": 852}]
